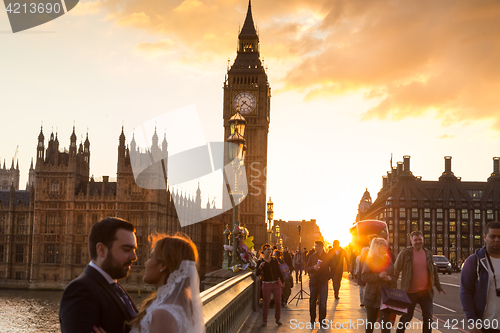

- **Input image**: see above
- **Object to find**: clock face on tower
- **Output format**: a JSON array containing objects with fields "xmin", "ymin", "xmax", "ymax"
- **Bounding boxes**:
[{"xmin": 233, "ymin": 91, "xmax": 256, "ymax": 115}]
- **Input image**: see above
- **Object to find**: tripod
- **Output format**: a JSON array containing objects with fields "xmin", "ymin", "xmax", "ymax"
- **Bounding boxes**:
[{"xmin": 289, "ymin": 226, "xmax": 309, "ymax": 305}]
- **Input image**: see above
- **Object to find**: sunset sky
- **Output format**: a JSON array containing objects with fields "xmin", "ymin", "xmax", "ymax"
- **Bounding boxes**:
[{"xmin": 2, "ymin": 0, "xmax": 500, "ymax": 246}]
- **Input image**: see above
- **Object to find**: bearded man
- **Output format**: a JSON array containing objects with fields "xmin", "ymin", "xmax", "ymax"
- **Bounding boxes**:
[{"xmin": 59, "ymin": 217, "xmax": 138, "ymax": 333}]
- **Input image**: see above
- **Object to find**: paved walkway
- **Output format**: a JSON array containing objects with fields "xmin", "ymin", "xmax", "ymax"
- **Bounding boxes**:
[{"xmin": 239, "ymin": 273, "xmax": 444, "ymax": 333}]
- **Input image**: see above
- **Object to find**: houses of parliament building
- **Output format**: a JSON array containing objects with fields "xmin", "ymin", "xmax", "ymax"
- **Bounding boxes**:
[{"xmin": 0, "ymin": 126, "xmax": 224, "ymax": 289}]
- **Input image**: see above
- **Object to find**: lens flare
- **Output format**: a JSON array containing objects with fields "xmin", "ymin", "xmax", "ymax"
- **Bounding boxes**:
[{"xmin": 366, "ymin": 248, "xmax": 391, "ymax": 273}]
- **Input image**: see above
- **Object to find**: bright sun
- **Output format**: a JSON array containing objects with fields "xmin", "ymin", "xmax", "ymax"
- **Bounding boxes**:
[{"xmin": 320, "ymin": 224, "xmax": 353, "ymax": 248}]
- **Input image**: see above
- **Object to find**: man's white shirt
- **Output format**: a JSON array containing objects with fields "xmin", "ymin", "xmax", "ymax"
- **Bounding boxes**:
[
  {"xmin": 89, "ymin": 261, "xmax": 116, "ymax": 284},
  {"xmin": 483, "ymin": 256, "xmax": 500, "ymax": 322}
]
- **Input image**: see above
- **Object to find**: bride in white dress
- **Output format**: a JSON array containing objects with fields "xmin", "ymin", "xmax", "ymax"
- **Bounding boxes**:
[{"xmin": 95, "ymin": 234, "xmax": 205, "ymax": 333}]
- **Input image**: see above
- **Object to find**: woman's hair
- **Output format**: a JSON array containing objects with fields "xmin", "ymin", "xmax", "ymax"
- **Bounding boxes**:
[
  {"xmin": 360, "ymin": 247, "xmax": 369, "ymax": 260},
  {"xmin": 129, "ymin": 233, "xmax": 198, "ymax": 330},
  {"xmin": 367, "ymin": 237, "xmax": 388, "ymax": 259}
]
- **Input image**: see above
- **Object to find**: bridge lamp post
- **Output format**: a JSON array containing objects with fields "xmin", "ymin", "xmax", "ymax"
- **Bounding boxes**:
[
  {"xmin": 227, "ymin": 110, "xmax": 246, "ymax": 267},
  {"xmin": 267, "ymin": 197, "xmax": 273, "ymax": 244},
  {"xmin": 275, "ymin": 224, "xmax": 282, "ymax": 250}
]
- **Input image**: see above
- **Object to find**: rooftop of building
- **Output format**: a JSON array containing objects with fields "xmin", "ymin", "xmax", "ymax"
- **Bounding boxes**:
[{"xmin": 0, "ymin": 189, "xmax": 30, "ymax": 206}]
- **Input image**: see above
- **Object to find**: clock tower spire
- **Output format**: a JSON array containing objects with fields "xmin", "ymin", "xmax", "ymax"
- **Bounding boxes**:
[
  {"xmin": 229, "ymin": 0, "xmax": 264, "ymax": 76},
  {"xmin": 223, "ymin": 0, "xmax": 271, "ymax": 249},
  {"xmin": 238, "ymin": 0, "xmax": 258, "ymax": 52}
]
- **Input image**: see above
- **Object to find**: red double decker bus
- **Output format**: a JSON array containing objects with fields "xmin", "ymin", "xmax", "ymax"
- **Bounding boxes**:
[{"xmin": 349, "ymin": 219, "xmax": 389, "ymax": 253}]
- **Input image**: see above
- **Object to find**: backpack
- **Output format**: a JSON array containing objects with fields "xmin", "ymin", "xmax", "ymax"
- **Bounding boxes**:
[{"xmin": 279, "ymin": 261, "xmax": 290, "ymax": 280}]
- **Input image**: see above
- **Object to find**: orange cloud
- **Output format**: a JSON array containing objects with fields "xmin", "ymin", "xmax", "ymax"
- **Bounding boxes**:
[
  {"xmin": 118, "ymin": 12, "xmax": 152, "ymax": 27},
  {"xmin": 71, "ymin": 1, "xmax": 101, "ymax": 16},
  {"xmin": 134, "ymin": 40, "xmax": 176, "ymax": 57},
  {"xmin": 90, "ymin": 0, "xmax": 500, "ymax": 127},
  {"xmin": 284, "ymin": 0, "xmax": 500, "ymax": 127}
]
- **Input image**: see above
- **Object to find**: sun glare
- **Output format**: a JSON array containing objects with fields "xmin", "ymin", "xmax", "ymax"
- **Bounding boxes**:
[{"xmin": 319, "ymin": 224, "xmax": 353, "ymax": 248}]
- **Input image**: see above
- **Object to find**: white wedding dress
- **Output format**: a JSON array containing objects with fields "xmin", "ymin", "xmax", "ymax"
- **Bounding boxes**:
[{"xmin": 130, "ymin": 260, "xmax": 205, "ymax": 333}]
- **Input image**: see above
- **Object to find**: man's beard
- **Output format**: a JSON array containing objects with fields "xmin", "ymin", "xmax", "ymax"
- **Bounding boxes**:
[
  {"xmin": 101, "ymin": 252, "xmax": 132, "ymax": 280},
  {"xmin": 487, "ymin": 243, "xmax": 500, "ymax": 255}
]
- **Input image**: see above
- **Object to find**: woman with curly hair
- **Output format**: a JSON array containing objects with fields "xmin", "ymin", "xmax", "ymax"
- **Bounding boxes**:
[{"xmin": 256, "ymin": 244, "xmax": 284, "ymax": 327}]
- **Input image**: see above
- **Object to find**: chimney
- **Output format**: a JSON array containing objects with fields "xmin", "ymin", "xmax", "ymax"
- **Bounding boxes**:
[
  {"xmin": 444, "ymin": 156, "xmax": 453, "ymax": 174},
  {"xmin": 103, "ymin": 176, "xmax": 109, "ymax": 183},
  {"xmin": 397, "ymin": 162, "xmax": 403, "ymax": 176},
  {"xmin": 403, "ymin": 155, "xmax": 410, "ymax": 172},
  {"xmin": 383, "ymin": 176, "xmax": 388, "ymax": 188},
  {"xmin": 494, "ymin": 157, "xmax": 500, "ymax": 174}
]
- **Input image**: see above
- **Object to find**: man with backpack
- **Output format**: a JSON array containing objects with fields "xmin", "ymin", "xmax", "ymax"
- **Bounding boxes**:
[{"xmin": 460, "ymin": 221, "xmax": 500, "ymax": 333}]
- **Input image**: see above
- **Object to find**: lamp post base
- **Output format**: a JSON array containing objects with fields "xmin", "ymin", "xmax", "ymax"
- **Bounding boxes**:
[{"xmin": 222, "ymin": 256, "xmax": 230, "ymax": 270}]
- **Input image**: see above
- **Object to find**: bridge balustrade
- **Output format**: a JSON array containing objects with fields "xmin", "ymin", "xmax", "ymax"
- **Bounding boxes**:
[{"xmin": 201, "ymin": 271, "xmax": 259, "ymax": 333}]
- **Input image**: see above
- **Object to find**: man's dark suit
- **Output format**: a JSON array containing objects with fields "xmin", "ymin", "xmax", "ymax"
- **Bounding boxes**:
[
  {"xmin": 328, "ymin": 247, "xmax": 348, "ymax": 298},
  {"xmin": 59, "ymin": 265, "xmax": 138, "ymax": 333}
]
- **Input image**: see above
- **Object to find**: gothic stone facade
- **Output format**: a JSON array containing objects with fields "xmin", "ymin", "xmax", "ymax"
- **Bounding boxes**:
[
  {"xmin": 0, "ymin": 160, "xmax": 20, "ymax": 190},
  {"xmin": 0, "ymin": 127, "xmax": 223, "ymax": 289}
]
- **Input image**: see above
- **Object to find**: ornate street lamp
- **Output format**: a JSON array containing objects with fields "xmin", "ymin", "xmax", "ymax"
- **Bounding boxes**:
[
  {"xmin": 267, "ymin": 197, "xmax": 273, "ymax": 244},
  {"xmin": 226, "ymin": 110, "xmax": 247, "ymax": 267},
  {"xmin": 229, "ymin": 111, "xmax": 246, "ymax": 137},
  {"xmin": 276, "ymin": 224, "xmax": 281, "ymax": 250}
]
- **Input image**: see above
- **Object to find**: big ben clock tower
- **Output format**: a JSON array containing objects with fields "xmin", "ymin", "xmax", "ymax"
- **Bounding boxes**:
[{"xmin": 223, "ymin": 0, "xmax": 270, "ymax": 249}]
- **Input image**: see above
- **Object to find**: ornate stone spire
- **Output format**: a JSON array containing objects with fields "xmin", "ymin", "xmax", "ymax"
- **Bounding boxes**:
[
  {"xmin": 239, "ymin": 0, "xmax": 257, "ymax": 39},
  {"xmin": 230, "ymin": 0, "xmax": 264, "ymax": 73}
]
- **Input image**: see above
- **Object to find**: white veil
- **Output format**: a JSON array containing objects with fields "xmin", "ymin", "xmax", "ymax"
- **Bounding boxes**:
[{"xmin": 154, "ymin": 260, "xmax": 205, "ymax": 333}]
